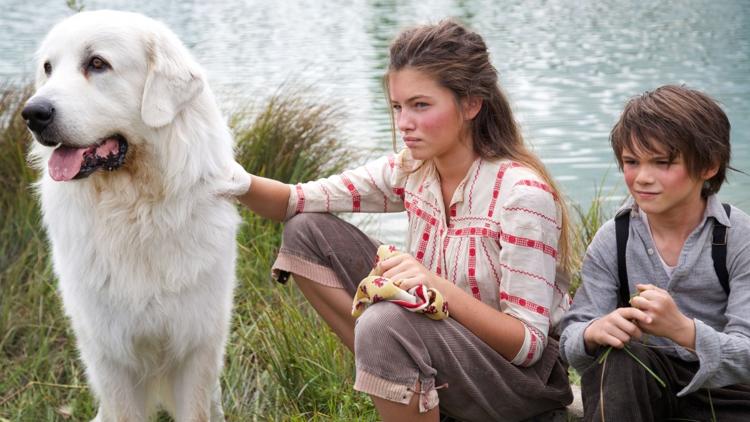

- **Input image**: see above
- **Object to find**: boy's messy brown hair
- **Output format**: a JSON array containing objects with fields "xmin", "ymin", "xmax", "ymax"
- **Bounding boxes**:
[{"xmin": 610, "ymin": 85, "xmax": 732, "ymax": 197}]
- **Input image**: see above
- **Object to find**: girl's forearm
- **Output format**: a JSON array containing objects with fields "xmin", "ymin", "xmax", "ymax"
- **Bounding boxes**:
[
  {"xmin": 237, "ymin": 175, "xmax": 292, "ymax": 222},
  {"xmin": 436, "ymin": 278, "xmax": 526, "ymax": 361}
]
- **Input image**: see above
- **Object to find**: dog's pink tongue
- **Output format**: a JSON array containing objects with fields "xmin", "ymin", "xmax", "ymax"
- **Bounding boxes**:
[{"xmin": 48, "ymin": 146, "xmax": 86, "ymax": 181}]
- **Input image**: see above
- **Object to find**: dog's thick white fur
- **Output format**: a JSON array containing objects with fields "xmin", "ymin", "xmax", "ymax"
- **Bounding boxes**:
[{"xmin": 25, "ymin": 10, "xmax": 250, "ymax": 421}]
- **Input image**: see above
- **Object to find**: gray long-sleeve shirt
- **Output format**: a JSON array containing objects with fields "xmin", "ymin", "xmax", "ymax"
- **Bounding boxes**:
[{"xmin": 560, "ymin": 195, "xmax": 750, "ymax": 396}]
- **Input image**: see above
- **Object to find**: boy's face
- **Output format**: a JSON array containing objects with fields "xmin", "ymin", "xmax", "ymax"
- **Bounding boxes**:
[{"xmin": 621, "ymin": 142, "xmax": 716, "ymax": 218}]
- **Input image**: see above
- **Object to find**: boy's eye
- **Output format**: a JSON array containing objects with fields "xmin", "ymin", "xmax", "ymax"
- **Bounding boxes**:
[{"xmin": 414, "ymin": 102, "xmax": 429, "ymax": 108}]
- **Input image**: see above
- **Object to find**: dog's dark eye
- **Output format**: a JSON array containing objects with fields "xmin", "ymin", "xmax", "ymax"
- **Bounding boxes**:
[
  {"xmin": 43, "ymin": 61, "xmax": 52, "ymax": 76},
  {"xmin": 87, "ymin": 56, "xmax": 110, "ymax": 72}
]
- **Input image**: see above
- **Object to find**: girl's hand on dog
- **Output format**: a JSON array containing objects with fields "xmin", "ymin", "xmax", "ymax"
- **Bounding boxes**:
[
  {"xmin": 630, "ymin": 283, "xmax": 696, "ymax": 350},
  {"xmin": 216, "ymin": 161, "xmax": 253, "ymax": 198},
  {"xmin": 378, "ymin": 253, "xmax": 440, "ymax": 291}
]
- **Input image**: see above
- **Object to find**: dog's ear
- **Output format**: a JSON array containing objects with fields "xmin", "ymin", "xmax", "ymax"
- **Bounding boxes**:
[{"xmin": 141, "ymin": 30, "xmax": 204, "ymax": 128}]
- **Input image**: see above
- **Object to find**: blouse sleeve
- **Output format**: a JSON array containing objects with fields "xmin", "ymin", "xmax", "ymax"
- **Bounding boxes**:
[
  {"xmin": 284, "ymin": 153, "xmax": 408, "ymax": 219},
  {"xmin": 497, "ymin": 170, "xmax": 562, "ymax": 366}
]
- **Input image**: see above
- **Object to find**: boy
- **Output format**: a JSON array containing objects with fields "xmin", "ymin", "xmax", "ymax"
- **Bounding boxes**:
[{"xmin": 560, "ymin": 85, "xmax": 750, "ymax": 421}]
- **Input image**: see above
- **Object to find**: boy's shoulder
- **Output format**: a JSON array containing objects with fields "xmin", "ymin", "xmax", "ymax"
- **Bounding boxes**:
[
  {"xmin": 588, "ymin": 202, "xmax": 631, "ymax": 249},
  {"xmin": 727, "ymin": 202, "xmax": 750, "ymax": 224},
  {"xmin": 725, "ymin": 202, "xmax": 750, "ymax": 243}
]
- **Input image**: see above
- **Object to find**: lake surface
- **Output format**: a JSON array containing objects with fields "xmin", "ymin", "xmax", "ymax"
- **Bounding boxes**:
[{"xmin": 2, "ymin": 0, "xmax": 748, "ymax": 245}]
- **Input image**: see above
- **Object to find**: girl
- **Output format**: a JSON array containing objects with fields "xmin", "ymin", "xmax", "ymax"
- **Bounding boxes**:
[{"xmin": 233, "ymin": 20, "xmax": 573, "ymax": 421}]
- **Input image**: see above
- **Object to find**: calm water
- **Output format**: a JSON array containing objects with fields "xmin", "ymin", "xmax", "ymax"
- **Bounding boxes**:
[{"xmin": 2, "ymin": 0, "xmax": 748, "ymax": 245}]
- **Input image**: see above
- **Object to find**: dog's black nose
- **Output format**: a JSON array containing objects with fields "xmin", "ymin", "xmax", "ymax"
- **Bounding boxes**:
[{"xmin": 22, "ymin": 98, "xmax": 56, "ymax": 134}]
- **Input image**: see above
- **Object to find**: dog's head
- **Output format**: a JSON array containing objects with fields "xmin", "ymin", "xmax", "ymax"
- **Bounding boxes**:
[{"xmin": 23, "ymin": 10, "xmax": 205, "ymax": 181}]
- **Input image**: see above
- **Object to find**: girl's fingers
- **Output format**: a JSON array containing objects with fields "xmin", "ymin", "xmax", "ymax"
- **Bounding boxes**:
[
  {"xmin": 382, "ymin": 261, "xmax": 411, "ymax": 278},
  {"xmin": 379, "ymin": 255, "xmax": 405, "ymax": 272},
  {"xmin": 396, "ymin": 276, "xmax": 424, "ymax": 291}
]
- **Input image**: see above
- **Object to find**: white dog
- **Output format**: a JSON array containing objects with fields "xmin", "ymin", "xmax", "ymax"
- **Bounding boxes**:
[{"xmin": 23, "ymin": 10, "xmax": 250, "ymax": 421}]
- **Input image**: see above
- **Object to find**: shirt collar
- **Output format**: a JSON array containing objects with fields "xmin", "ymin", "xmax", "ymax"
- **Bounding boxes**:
[
  {"xmin": 705, "ymin": 194, "xmax": 732, "ymax": 227},
  {"xmin": 421, "ymin": 156, "xmax": 483, "ymax": 207}
]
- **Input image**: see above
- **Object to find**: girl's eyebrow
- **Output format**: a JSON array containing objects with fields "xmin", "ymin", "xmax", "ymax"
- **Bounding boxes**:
[{"xmin": 391, "ymin": 95, "xmax": 430, "ymax": 104}]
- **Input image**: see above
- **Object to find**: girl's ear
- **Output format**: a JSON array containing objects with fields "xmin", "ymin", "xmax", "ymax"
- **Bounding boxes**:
[{"xmin": 462, "ymin": 96, "xmax": 482, "ymax": 120}]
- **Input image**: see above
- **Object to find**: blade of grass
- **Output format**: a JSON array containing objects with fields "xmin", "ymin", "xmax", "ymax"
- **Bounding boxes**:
[{"xmin": 623, "ymin": 345, "xmax": 667, "ymax": 388}]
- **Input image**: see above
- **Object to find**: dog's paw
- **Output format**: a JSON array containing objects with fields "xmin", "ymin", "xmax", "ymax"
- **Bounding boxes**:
[{"xmin": 215, "ymin": 161, "xmax": 252, "ymax": 198}]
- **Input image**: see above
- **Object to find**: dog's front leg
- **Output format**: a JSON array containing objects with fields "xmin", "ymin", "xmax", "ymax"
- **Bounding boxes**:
[
  {"xmin": 209, "ymin": 379, "xmax": 225, "ymax": 421},
  {"xmin": 171, "ymin": 346, "xmax": 225, "ymax": 421},
  {"xmin": 86, "ymin": 359, "xmax": 148, "ymax": 422}
]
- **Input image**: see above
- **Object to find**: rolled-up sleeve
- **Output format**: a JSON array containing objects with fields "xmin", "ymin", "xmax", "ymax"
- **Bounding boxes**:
[
  {"xmin": 285, "ymin": 153, "xmax": 408, "ymax": 219},
  {"xmin": 497, "ymin": 173, "xmax": 562, "ymax": 366},
  {"xmin": 559, "ymin": 220, "xmax": 621, "ymax": 371},
  {"xmin": 677, "ymin": 236, "xmax": 750, "ymax": 396}
]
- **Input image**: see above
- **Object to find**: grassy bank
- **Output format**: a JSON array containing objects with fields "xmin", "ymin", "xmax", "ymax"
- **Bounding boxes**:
[{"xmin": 0, "ymin": 84, "xmax": 602, "ymax": 421}]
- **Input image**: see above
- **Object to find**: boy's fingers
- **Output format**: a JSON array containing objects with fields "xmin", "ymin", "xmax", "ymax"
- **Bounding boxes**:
[
  {"xmin": 602, "ymin": 334, "xmax": 626, "ymax": 349},
  {"xmin": 610, "ymin": 316, "xmax": 643, "ymax": 342},
  {"xmin": 635, "ymin": 289, "xmax": 664, "ymax": 302},
  {"xmin": 620, "ymin": 306, "xmax": 653, "ymax": 324},
  {"xmin": 629, "ymin": 295, "xmax": 650, "ymax": 310},
  {"xmin": 635, "ymin": 283, "xmax": 658, "ymax": 292}
]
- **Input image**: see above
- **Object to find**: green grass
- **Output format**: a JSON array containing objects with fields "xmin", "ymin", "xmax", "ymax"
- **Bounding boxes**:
[
  {"xmin": 568, "ymin": 180, "xmax": 611, "ymax": 295},
  {"xmin": 0, "ymin": 82, "xmax": 603, "ymax": 421}
]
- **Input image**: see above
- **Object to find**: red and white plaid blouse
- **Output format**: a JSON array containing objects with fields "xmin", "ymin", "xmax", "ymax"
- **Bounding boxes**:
[{"xmin": 285, "ymin": 149, "xmax": 571, "ymax": 366}]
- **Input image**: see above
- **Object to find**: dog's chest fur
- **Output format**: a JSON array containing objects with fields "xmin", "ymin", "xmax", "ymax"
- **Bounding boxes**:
[{"xmin": 40, "ymin": 174, "xmax": 240, "ymax": 363}]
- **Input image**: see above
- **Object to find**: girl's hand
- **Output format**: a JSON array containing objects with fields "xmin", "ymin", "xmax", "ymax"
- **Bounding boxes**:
[
  {"xmin": 630, "ymin": 284, "xmax": 696, "ymax": 349},
  {"xmin": 583, "ymin": 307, "xmax": 652, "ymax": 353},
  {"xmin": 216, "ymin": 161, "xmax": 252, "ymax": 198},
  {"xmin": 378, "ymin": 253, "xmax": 440, "ymax": 291}
]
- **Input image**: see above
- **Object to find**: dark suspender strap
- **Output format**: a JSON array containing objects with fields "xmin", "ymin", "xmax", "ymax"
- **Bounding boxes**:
[
  {"xmin": 712, "ymin": 203, "xmax": 731, "ymax": 295},
  {"xmin": 615, "ymin": 209, "xmax": 631, "ymax": 308}
]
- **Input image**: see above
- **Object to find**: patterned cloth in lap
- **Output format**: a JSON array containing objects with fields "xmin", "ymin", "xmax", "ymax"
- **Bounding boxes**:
[{"xmin": 352, "ymin": 244, "xmax": 448, "ymax": 320}]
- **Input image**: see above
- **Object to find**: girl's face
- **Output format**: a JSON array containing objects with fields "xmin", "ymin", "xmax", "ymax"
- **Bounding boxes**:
[
  {"xmin": 388, "ymin": 68, "xmax": 476, "ymax": 162},
  {"xmin": 621, "ymin": 143, "xmax": 716, "ymax": 219}
]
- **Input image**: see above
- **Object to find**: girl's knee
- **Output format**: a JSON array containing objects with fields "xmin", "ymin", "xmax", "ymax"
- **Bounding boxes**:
[
  {"xmin": 280, "ymin": 213, "xmax": 340, "ymax": 253},
  {"xmin": 283, "ymin": 213, "xmax": 330, "ymax": 238},
  {"xmin": 354, "ymin": 303, "xmax": 413, "ymax": 352}
]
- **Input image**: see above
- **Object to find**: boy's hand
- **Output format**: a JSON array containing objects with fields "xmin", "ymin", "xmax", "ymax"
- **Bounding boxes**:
[
  {"xmin": 630, "ymin": 284, "xmax": 696, "ymax": 349},
  {"xmin": 378, "ymin": 253, "xmax": 440, "ymax": 291},
  {"xmin": 583, "ymin": 307, "xmax": 652, "ymax": 354}
]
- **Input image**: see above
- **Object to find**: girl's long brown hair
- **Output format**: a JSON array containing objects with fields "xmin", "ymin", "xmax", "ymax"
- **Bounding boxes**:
[{"xmin": 385, "ymin": 19, "xmax": 573, "ymax": 272}]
